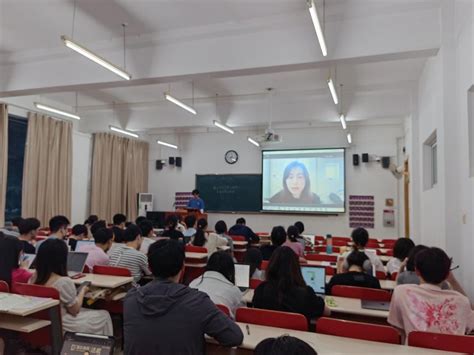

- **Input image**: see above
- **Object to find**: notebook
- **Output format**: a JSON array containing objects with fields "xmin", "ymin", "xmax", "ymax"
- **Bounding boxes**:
[
  {"xmin": 67, "ymin": 252, "xmax": 88, "ymax": 277},
  {"xmin": 61, "ymin": 332, "xmax": 115, "ymax": 355},
  {"xmin": 361, "ymin": 300, "xmax": 390, "ymax": 311},
  {"xmin": 301, "ymin": 265, "xmax": 326, "ymax": 295},
  {"xmin": 234, "ymin": 264, "xmax": 250, "ymax": 291}
]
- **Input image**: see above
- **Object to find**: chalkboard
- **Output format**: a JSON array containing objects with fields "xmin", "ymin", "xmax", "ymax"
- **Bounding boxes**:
[{"xmin": 196, "ymin": 174, "xmax": 262, "ymax": 212}]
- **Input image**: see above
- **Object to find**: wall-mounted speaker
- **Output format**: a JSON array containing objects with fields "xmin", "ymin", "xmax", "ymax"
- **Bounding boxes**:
[
  {"xmin": 352, "ymin": 154, "xmax": 359, "ymax": 166},
  {"xmin": 175, "ymin": 157, "xmax": 182, "ymax": 167},
  {"xmin": 362, "ymin": 153, "xmax": 369, "ymax": 163},
  {"xmin": 169, "ymin": 157, "xmax": 175, "ymax": 165},
  {"xmin": 382, "ymin": 156, "xmax": 390, "ymax": 169},
  {"xmin": 156, "ymin": 160, "xmax": 163, "ymax": 170}
]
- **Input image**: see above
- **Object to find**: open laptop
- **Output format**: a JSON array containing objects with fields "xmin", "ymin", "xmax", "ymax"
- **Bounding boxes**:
[
  {"xmin": 361, "ymin": 300, "xmax": 390, "ymax": 311},
  {"xmin": 234, "ymin": 264, "xmax": 250, "ymax": 292},
  {"xmin": 301, "ymin": 265, "xmax": 326, "ymax": 295},
  {"xmin": 61, "ymin": 332, "xmax": 115, "ymax": 355},
  {"xmin": 67, "ymin": 252, "xmax": 88, "ymax": 277},
  {"xmin": 75, "ymin": 240, "xmax": 94, "ymax": 251}
]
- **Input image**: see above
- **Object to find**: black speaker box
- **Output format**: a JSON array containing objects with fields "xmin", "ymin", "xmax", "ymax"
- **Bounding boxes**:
[
  {"xmin": 352, "ymin": 154, "xmax": 359, "ymax": 166},
  {"xmin": 169, "ymin": 157, "xmax": 175, "ymax": 165},
  {"xmin": 156, "ymin": 160, "xmax": 163, "ymax": 170},
  {"xmin": 175, "ymin": 157, "xmax": 182, "ymax": 167},
  {"xmin": 382, "ymin": 156, "xmax": 390, "ymax": 169},
  {"xmin": 362, "ymin": 153, "xmax": 369, "ymax": 163}
]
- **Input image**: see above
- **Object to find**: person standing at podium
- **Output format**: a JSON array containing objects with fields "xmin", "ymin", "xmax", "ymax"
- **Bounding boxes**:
[{"xmin": 187, "ymin": 189, "xmax": 205, "ymax": 213}]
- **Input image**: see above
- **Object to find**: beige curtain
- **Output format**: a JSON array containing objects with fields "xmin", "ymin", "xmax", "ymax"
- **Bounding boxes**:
[
  {"xmin": 0, "ymin": 104, "xmax": 8, "ymax": 226},
  {"xmin": 90, "ymin": 133, "xmax": 149, "ymax": 222},
  {"xmin": 22, "ymin": 113, "xmax": 72, "ymax": 225}
]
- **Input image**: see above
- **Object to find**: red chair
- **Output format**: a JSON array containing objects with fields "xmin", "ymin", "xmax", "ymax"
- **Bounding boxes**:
[
  {"xmin": 386, "ymin": 249, "xmax": 394, "ymax": 256},
  {"xmin": 261, "ymin": 260, "xmax": 269, "ymax": 270},
  {"xmin": 332, "ymin": 240, "xmax": 349, "ymax": 247},
  {"xmin": 0, "ymin": 280, "xmax": 9, "ymax": 292},
  {"xmin": 314, "ymin": 245, "xmax": 341, "ymax": 253},
  {"xmin": 93, "ymin": 265, "xmax": 131, "ymax": 277},
  {"xmin": 231, "ymin": 235, "xmax": 247, "ymax": 262},
  {"xmin": 306, "ymin": 254, "xmax": 337, "ymax": 263},
  {"xmin": 408, "ymin": 331, "xmax": 474, "ymax": 353},
  {"xmin": 185, "ymin": 245, "xmax": 208, "ymax": 253},
  {"xmin": 390, "ymin": 272, "xmax": 398, "ymax": 281},
  {"xmin": 216, "ymin": 304, "xmax": 231, "ymax": 317},
  {"xmin": 250, "ymin": 279, "xmax": 263, "ymax": 289},
  {"xmin": 325, "ymin": 267, "xmax": 335, "ymax": 276},
  {"xmin": 331, "ymin": 285, "xmax": 392, "ymax": 301},
  {"xmin": 332, "ymin": 236, "xmax": 351, "ymax": 243},
  {"xmin": 235, "ymin": 308, "xmax": 308, "ymax": 331},
  {"xmin": 316, "ymin": 318, "xmax": 401, "ymax": 344},
  {"xmin": 376, "ymin": 271, "xmax": 387, "ymax": 280},
  {"xmin": 315, "ymin": 235, "xmax": 325, "ymax": 243},
  {"xmin": 366, "ymin": 241, "xmax": 381, "ymax": 249}
]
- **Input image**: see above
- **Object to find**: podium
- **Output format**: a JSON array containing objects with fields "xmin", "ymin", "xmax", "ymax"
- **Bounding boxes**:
[{"xmin": 164, "ymin": 209, "xmax": 208, "ymax": 221}]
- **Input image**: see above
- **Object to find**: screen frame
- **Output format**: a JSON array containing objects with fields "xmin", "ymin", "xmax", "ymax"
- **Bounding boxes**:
[{"xmin": 260, "ymin": 147, "xmax": 346, "ymax": 215}]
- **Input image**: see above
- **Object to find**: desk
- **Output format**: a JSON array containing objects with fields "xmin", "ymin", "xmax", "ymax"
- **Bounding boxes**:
[
  {"xmin": 186, "ymin": 252, "xmax": 208, "ymax": 259},
  {"xmin": 0, "ymin": 314, "xmax": 51, "ymax": 333},
  {"xmin": 72, "ymin": 274, "xmax": 133, "ymax": 289},
  {"xmin": 233, "ymin": 241, "xmax": 248, "ymax": 247},
  {"xmin": 206, "ymin": 322, "xmax": 453, "ymax": 354},
  {"xmin": 326, "ymin": 296, "xmax": 389, "ymax": 318},
  {"xmin": 316, "ymin": 252, "xmax": 391, "ymax": 263},
  {"xmin": 305, "ymin": 260, "xmax": 337, "ymax": 268}
]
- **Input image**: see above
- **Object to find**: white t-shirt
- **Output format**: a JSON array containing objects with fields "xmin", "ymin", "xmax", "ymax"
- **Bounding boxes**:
[{"xmin": 386, "ymin": 257, "xmax": 402, "ymax": 275}]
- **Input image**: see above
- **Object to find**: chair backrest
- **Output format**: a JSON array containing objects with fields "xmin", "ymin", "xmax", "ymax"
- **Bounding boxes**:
[
  {"xmin": 375, "ymin": 271, "xmax": 387, "ymax": 280},
  {"xmin": 0, "ymin": 280, "xmax": 9, "ymax": 292},
  {"xmin": 260, "ymin": 260, "xmax": 269, "ymax": 270},
  {"xmin": 235, "ymin": 307, "xmax": 308, "ymax": 331},
  {"xmin": 331, "ymin": 285, "xmax": 392, "ymax": 301},
  {"xmin": 386, "ymin": 249, "xmax": 394, "ymax": 256},
  {"xmin": 306, "ymin": 254, "xmax": 338, "ymax": 263},
  {"xmin": 325, "ymin": 266, "xmax": 335, "ymax": 276},
  {"xmin": 216, "ymin": 304, "xmax": 231, "ymax": 317},
  {"xmin": 316, "ymin": 318, "xmax": 401, "ymax": 344},
  {"xmin": 12, "ymin": 282, "xmax": 60, "ymax": 299},
  {"xmin": 366, "ymin": 242, "xmax": 381, "ymax": 249},
  {"xmin": 250, "ymin": 279, "xmax": 263, "ymax": 289},
  {"xmin": 93, "ymin": 265, "xmax": 132, "ymax": 277},
  {"xmin": 315, "ymin": 245, "xmax": 341, "ymax": 253},
  {"xmin": 231, "ymin": 235, "xmax": 246, "ymax": 242},
  {"xmin": 185, "ymin": 245, "xmax": 208, "ymax": 253},
  {"xmin": 332, "ymin": 240, "xmax": 349, "ymax": 247},
  {"xmin": 390, "ymin": 272, "xmax": 398, "ymax": 281},
  {"xmin": 408, "ymin": 331, "xmax": 474, "ymax": 353}
]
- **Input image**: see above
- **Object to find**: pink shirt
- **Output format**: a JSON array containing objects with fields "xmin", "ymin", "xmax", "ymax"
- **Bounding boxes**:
[
  {"xmin": 388, "ymin": 283, "xmax": 474, "ymax": 338},
  {"xmin": 12, "ymin": 268, "xmax": 32, "ymax": 284},
  {"xmin": 77, "ymin": 243, "xmax": 109, "ymax": 271},
  {"xmin": 283, "ymin": 241, "xmax": 304, "ymax": 257}
]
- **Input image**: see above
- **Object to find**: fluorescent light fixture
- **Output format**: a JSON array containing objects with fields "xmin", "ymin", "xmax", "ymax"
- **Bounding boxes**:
[
  {"xmin": 347, "ymin": 133, "xmax": 352, "ymax": 144},
  {"xmin": 327, "ymin": 78, "xmax": 338, "ymax": 105},
  {"xmin": 34, "ymin": 102, "xmax": 81, "ymax": 120},
  {"xmin": 339, "ymin": 114, "xmax": 347, "ymax": 130},
  {"xmin": 247, "ymin": 137, "xmax": 260, "ymax": 147},
  {"xmin": 308, "ymin": 0, "xmax": 327, "ymax": 56},
  {"xmin": 213, "ymin": 120, "xmax": 234, "ymax": 134},
  {"xmin": 109, "ymin": 125, "xmax": 139, "ymax": 138},
  {"xmin": 61, "ymin": 35, "xmax": 131, "ymax": 80},
  {"xmin": 164, "ymin": 94, "xmax": 197, "ymax": 115},
  {"xmin": 157, "ymin": 140, "xmax": 178, "ymax": 149}
]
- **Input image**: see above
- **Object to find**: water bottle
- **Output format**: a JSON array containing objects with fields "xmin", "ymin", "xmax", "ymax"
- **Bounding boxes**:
[{"xmin": 326, "ymin": 234, "xmax": 333, "ymax": 254}]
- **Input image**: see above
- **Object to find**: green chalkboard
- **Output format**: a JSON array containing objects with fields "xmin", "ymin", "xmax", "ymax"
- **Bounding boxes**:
[{"xmin": 196, "ymin": 174, "xmax": 262, "ymax": 212}]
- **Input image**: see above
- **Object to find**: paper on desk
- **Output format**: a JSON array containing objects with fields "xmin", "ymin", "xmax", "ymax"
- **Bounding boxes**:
[{"xmin": 0, "ymin": 294, "xmax": 49, "ymax": 312}]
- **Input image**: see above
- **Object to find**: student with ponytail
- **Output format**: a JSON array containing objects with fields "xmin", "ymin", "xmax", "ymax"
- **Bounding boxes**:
[
  {"xmin": 283, "ymin": 225, "xmax": 305, "ymax": 259},
  {"xmin": 191, "ymin": 218, "xmax": 228, "ymax": 256}
]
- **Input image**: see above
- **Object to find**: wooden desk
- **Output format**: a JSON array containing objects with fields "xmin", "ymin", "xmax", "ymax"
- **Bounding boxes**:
[
  {"xmin": 185, "ymin": 263, "xmax": 207, "ymax": 268},
  {"xmin": 0, "ymin": 314, "xmax": 51, "ymax": 333},
  {"xmin": 305, "ymin": 260, "xmax": 337, "ymax": 268},
  {"xmin": 233, "ymin": 241, "xmax": 248, "ymax": 247},
  {"xmin": 186, "ymin": 252, "xmax": 208, "ymax": 259},
  {"xmin": 207, "ymin": 322, "xmax": 453, "ymax": 354},
  {"xmin": 72, "ymin": 274, "xmax": 133, "ymax": 289},
  {"xmin": 315, "ymin": 252, "xmax": 391, "ymax": 263},
  {"xmin": 0, "ymin": 293, "xmax": 59, "ymax": 317},
  {"xmin": 326, "ymin": 296, "xmax": 389, "ymax": 318}
]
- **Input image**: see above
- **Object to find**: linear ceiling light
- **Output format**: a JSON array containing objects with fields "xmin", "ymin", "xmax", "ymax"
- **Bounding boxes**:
[
  {"xmin": 157, "ymin": 140, "xmax": 178, "ymax": 149},
  {"xmin": 34, "ymin": 102, "xmax": 81, "ymax": 120},
  {"xmin": 213, "ymin": 120, "xmax": 234, "ymax": 134},
  {"xmin": 164, "ymin": 94, "xmax": 197, "ymax": 115},
  {"xmin": 247, "ymin": 137, "xmax": 260, "ymax": 147},
  {"xmin": 61, "ymin": 35, "xmax": 131, "ymax": 80},
  {"xmin": 308, "ymin": 0, "xmax": 327, "ymax": 56},
  {"xmin": 339, "ymin": 114, "xmax": 347, "ymax": 130},
  {"xmin": 347, "ymin": 133, "xmax": 352, "ymax": 144},
  {"xmin": 327, "ymin": 78, "xmax": 338, "ymax": 105},
  {"xmin": 109, "ymin": 125, "xmax": 139, "ymax": 138}
]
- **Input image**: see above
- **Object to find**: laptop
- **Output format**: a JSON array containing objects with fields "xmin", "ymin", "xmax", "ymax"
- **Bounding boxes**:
[
  {"xmin": 301, "ymin": 265, "xmax": 326, "ymax": 295},
  {"xmin": 22, "ymin": 253, "xmax": 36, "ymax": 269},
  {"xmin": 75, "ymin": 240, "xmax": 94, "ymax": 251},
  {"xmin": 361, "ymin": 300, "xmax": 390, "ymax": 311},
  {"xmin": 234, "ymin": 264, "xmax": 250, "ymax": 292},
  {"xmin": 61, "ymin": 332, "xmax": 115, "ymax": 355},
  {"xmin": 67, "ymin": 252, "xmax": 89, "ymax": 277}
]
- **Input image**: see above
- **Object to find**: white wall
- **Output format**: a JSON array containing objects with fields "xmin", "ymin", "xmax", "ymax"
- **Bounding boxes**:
[
  {"xmin": 147, "ymin": 124, "xmax": 404, "ymax": 238},
  {"xmin": 71, "ymin": 131, "xmax": 92, "ymax": 225}
]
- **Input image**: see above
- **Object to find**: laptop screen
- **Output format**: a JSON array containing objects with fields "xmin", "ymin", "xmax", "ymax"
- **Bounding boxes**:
[
  {"xmin": 301, "ymin": 266, "xmax": 326, "ymax": 294},
  {"xmin": 234, "ymin": 264, "xmax": 250, "ymax": 288},
  {"xmin": 67, "ymin": 252, "xmax": 88, "ymax": 273},
  {"xmin": 75, "ymin": 240, "xmax": 94, "ymax": 251}
]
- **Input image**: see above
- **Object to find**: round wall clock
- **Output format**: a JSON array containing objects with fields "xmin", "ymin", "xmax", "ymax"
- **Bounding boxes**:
[{"xmin": 225, "ymin": 150, "xmax": 239, "ymax": 164}]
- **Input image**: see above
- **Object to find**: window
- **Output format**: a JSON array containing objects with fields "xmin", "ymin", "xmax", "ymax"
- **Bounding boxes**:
[
  {"xmin": 5, "ymin": 115, "xmax": 28, "ymax": 222},
  {"xmin": 423, "ymin": 130, "xmax": 437, "ymax": 190}
]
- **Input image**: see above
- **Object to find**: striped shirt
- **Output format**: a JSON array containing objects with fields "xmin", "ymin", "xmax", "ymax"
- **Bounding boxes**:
[{"xmin": 108, "ymin": 245, "xmax": 151, "ymax": 282}]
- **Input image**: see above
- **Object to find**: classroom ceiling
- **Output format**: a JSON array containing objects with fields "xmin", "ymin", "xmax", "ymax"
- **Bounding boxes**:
[{"xmin": 0, "ymin": 0, "xmax": 440, "ymax": 132}]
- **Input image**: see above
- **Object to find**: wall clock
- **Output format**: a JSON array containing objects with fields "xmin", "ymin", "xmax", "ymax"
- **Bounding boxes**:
[{"xmin": 225, "ymin": 150, "xmax": 239, "ymax": 164}]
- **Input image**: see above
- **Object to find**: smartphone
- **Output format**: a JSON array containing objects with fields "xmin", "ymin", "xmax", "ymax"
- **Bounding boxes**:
[{"xmin": 76, "ymin": 281, "xmax": 91, "ymax": 294}]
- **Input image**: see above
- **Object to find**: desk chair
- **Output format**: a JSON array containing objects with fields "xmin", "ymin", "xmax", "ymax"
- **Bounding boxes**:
[
  {"xmin": 314, "ymin": 245, "xmax": 341, "ymax": 253},
  {"xmin": 331, "ymin": 285, "xmax": 392, "ymax": 302},
  {"xmin": 93, "ymin": 265, "xmax": 132, "ymax": 277},
  {"xmin": 250, "ymin": 279, "xmax": 263, "ymax": 289},
  {"xmin": 185, "ymin": 245, "xmax": 207, "ymax": 253},
  {"xmin": 184, "ymin": 245, "xmax": 208, "ymax": 284},
  {"xmin": 376, "ymin": 271, "xmax": 387, "ymax": 280},
  {"xmin": 216, "ymin": 304, "xmax": 231, "ymax": 317},
  {"xmin": 260, "ymin": 260, "xmax": 269, "ymax": 270},
  {"xmin": 316, "ymin": 318, "xmax": 401, "ymax": 344},
  {"xmin": 390, "ymin": 272, "xmax": 398, "ymax": 281},
  {"xmin": 0, "ymin": 280, "xmax": 9, "ymax": 292},
  {"xmin": 235, "ymin": 308, "xmax": 308, "ymax": 331},
  {"xmin": 306, "ymin": 254, "xmax": 337, "ymax": 263},
  {"xmin": 231, "ymin": 235, "xmax": 247, "ymax": 262},
  {"xmin": 408, "ymin": 331, "xmax": 474, "ymax": 353}
]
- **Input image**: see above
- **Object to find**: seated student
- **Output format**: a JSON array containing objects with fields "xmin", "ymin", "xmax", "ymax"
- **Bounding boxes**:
[
  {"xmin": 77, "ymin": 228, "xmax": 113, "ymax": 271},
  {"xmin": 31, "ymin": 239, "xmax": 113, "ymax": 335},
  {"xmin": 183, "ymin": 215, "xmax": 197, "ymax": 242},
  {"xmin": 254, "ymin": 336, "xmax": 317, "ymax": 355},
  {"xmin": 243, "ymin": 248, "xmax": 264, "ymax": 280},
  {"xmin": 138, "ymin": 219, "xmax": 155, "ymax": 254},
  {"xmin": 189, "ymin": 251, "xmax": 245, "ymax": 318},
  {"xmin": 84, "ymin": 214, "xmax": 98, "ymax": 235},
  {"xmin": 68, "ymin": 224, "xmax": 88, "ymax": 251},
  {"xmin": 124, "ymin": 239, "xmax": 243, "ymax": 353},
  {"xmin": 252, "ymin": 246, "xmax": 329, "ymax": 322},
  {"xmin": 215, "ymin": 220, "xmax": 234, "ymax": 253},
  {"xmin": 112, "ymin": 213, "xmax": 127, "ymax": 242},
  {"xmin": 0, "ymin": 233, "xmax": 33, "ymax": 286},
  {"xmin": 386, "ymin": 237, "xmax": 415, "ymax": 275},
  {"xmin": 338, "ymin": 227, "xmax": 385, "ymax": 274},
  {"xmin": 388, "ymin": 247, "xmax": 474, "ymax": 340},
  {"xmin": 135, "ymin": 216, "xmax": 146, "ymax": 226},
  {"xmin": 228, "ymin": 217, "xmax": 260, "ymax": 244},
  {"xmin": 35, "ymin": 215, "xmax": 70, "ymax": 253},
  {"xmin": 396, "ymin": 244, "xmax": 428, "ymax": 285},
  {"xmin": 161, "ymin": 215, "xmax": 185, "ymax": 242},
  {"xmin": 0, "ymin": 216, "xmax": 23, "ymax": 237},
  {"xmin": 326, "ymin": 251, "xmax": 381, "ymax": 294},
  {"xmin": 18, "ymin": 217, "xmax": 41, "ymax": 254},
  {"xmin": 260, "ymin": 226, "xmax": 286, "ymax": 260},
  {"xmin": 109, "ymin": 224, "xmax": 151, "ymax": 282},
  {"xmin": 294, "ymin": 221, "xmax": 307, "ymax": 248},
  {"xmin": 283, "ymin": 225, "xmax": 306, "ymax": 260},
  {"xmin": 191, "ymin": 218, "xmax": 228, "ymax": 256}
]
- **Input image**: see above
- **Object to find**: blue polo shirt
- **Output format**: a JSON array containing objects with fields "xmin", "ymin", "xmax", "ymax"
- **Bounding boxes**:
[{"xmin": 187, "ymin": 197, "xmax": 205, "ymax": 210}]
